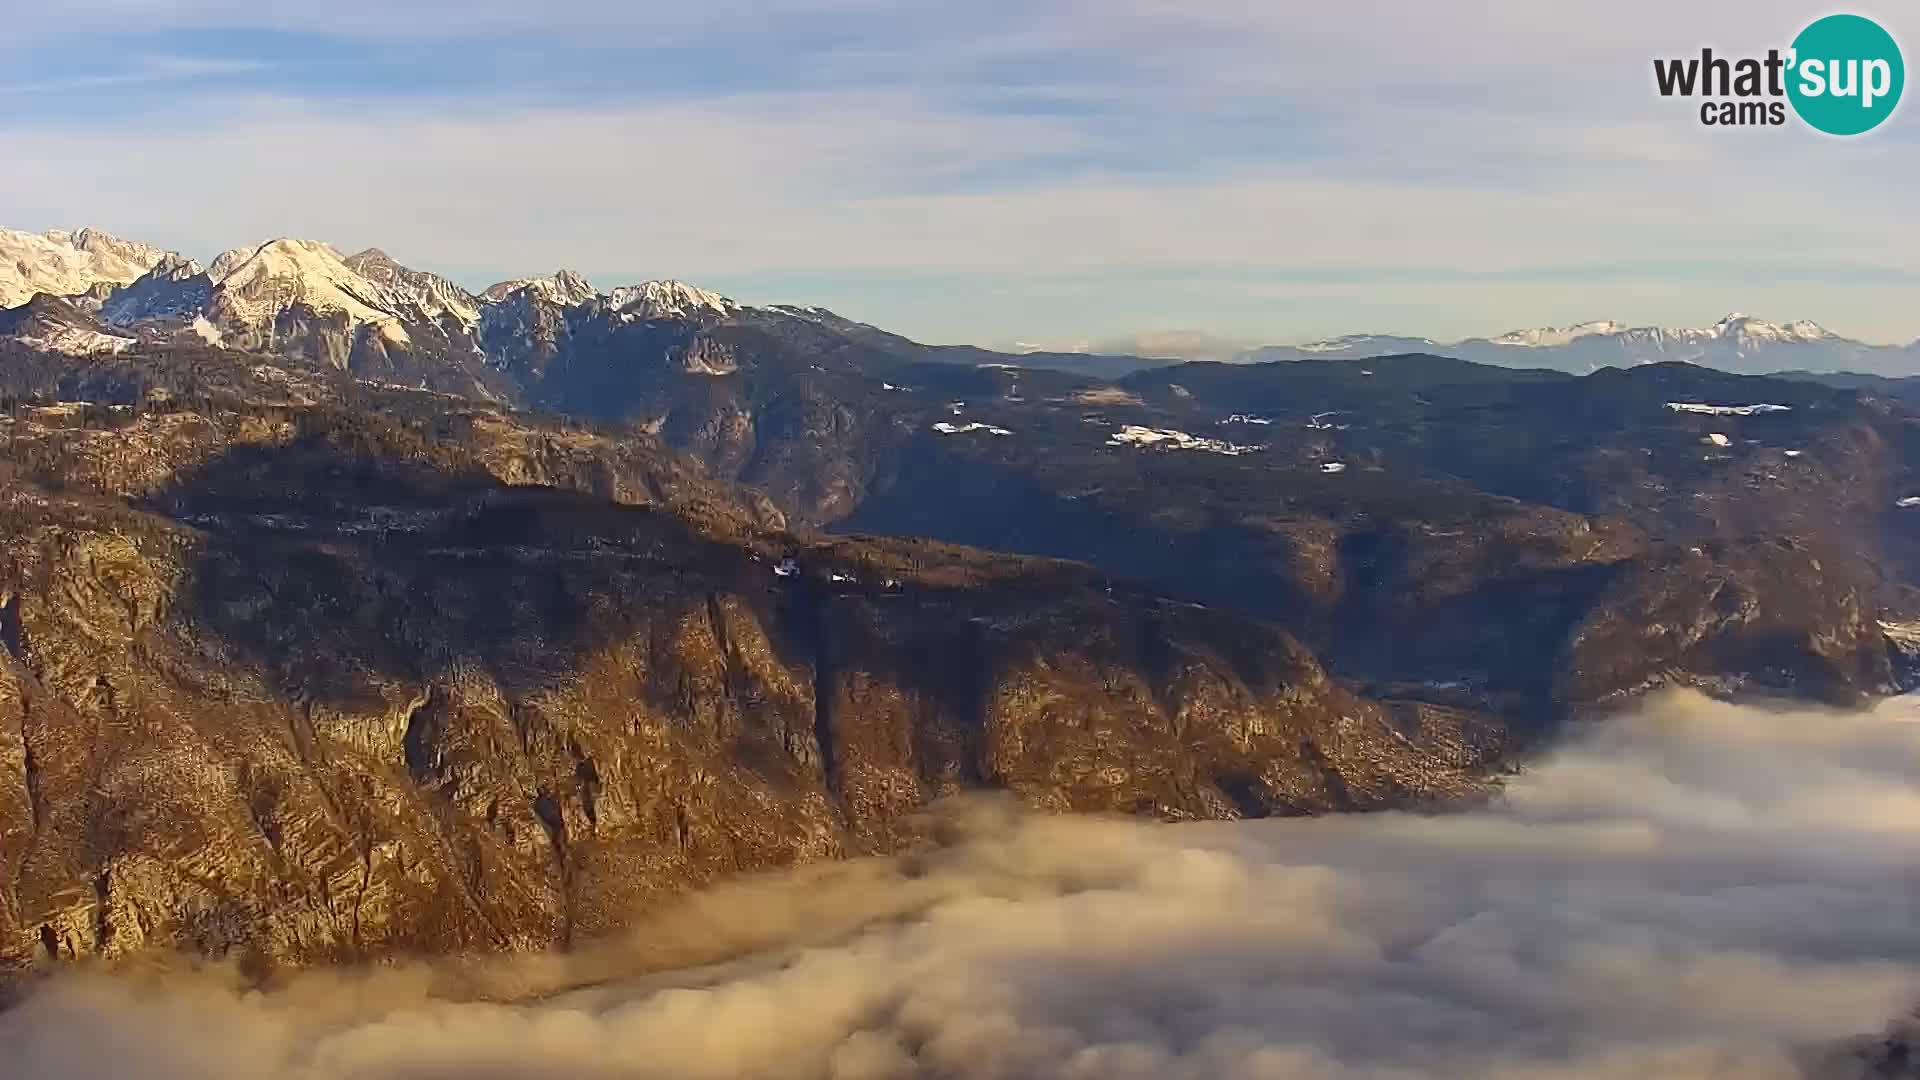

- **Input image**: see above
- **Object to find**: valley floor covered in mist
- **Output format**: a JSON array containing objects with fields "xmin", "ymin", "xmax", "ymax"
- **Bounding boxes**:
[{"xmin": 6, "ymin": 689, "xmax": 1920, "ymax": 1079}]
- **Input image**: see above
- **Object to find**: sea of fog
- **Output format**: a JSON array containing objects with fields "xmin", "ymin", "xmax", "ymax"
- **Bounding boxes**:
[{"xmin": 7, "ymin": 689, "xmax": 1920, "ymax": 1079}]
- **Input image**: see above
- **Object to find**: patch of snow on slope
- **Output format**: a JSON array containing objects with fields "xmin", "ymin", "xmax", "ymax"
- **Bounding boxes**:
[
  {"xmin": 1108, "ymin": 425, "xmax": 1260, "ymax": 455},
  {"xmin": 933, "ymin": 422, "xmax": 1012, "ymax": 436},
  {"xmin": 1881, "ymin": 619, "xmax": 1920, "ymax": 648},
  {"xmin": 1666, "ymin": 402, "xmax": 1794, "ymax": 416},
  {"xmin": 17, "ymin": 325, "xmax": 136, "ymax": 355}
]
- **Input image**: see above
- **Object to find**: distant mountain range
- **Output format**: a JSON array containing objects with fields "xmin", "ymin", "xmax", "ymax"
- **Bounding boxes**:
[
  {"xmin": 1242, "ymin": 315, "xmax": 1920, "ymax": 377},
  {"xmin": 3, "ymin": 224, "xmax": 1918, "ymax": 379}
]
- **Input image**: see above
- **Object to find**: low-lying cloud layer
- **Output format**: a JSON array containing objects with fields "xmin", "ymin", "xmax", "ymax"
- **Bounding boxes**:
[{"xmin": 7, "ymin": 689, "xmax": 1920, "ymax": 1078}]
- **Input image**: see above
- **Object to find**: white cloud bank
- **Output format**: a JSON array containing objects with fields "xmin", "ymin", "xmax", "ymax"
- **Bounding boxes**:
[{"xmin": 6, "ymin": 689, "xmax": 1920, "ymax": 1078}]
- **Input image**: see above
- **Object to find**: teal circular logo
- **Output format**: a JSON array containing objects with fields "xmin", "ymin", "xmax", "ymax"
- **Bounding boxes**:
[{"xmin": 1788, "ymin": 14, "xmax": 1904, "ymax": 135}]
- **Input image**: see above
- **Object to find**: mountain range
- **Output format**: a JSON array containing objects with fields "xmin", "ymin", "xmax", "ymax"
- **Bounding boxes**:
[
  {"xmin": 8, "ymin": 222, "xmax": 1920, "ymax": 975},
  {"xmin": 6, "ymin": 225, "xmax": 1918, "ymax": 380},
  {"xmin": 1243, "ymin": 315, "xmax": 1920, "ymax": 377}
]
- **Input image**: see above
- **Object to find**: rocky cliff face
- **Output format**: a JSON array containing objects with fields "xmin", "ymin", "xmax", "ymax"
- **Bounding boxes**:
[
  {"xmin": 4, "ymin": 323, "xmax": 1914, "ymax": 980},
  {"xmin": 0, "ymin": 391, "xmax": 1487, "ymax": 976}
]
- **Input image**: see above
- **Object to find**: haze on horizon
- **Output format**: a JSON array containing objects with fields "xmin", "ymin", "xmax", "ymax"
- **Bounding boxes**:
[{"xmin": 3, "ymin": 1, "xmax": 1917, "ymax": 350}]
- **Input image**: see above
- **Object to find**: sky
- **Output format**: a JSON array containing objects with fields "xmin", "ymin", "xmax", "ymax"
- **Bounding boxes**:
[{"xmin": 2, "ymin": 1, "xmax": 1917, "ymax": 350}]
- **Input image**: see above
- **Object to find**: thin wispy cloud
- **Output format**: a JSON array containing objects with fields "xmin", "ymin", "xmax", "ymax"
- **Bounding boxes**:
[{"xmin": 0, "ymin": 54, "xmax": 266, "ymax": 97}]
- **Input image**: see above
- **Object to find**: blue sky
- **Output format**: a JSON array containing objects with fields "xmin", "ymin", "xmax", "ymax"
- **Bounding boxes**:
[{"xmin": 3, "ymin": 1, "xmax": 1917, "ymax": 350}]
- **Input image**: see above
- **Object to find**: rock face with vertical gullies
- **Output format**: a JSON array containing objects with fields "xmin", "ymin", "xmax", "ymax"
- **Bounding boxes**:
[{"xmin": 0, "ymin": 389, "xmax": 1490, "ymax": 976}]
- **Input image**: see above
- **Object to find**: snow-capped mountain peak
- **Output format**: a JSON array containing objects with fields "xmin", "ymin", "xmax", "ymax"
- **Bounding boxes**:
[
  {"xmin": 209, "ymin": 238, "xmax": 410, "ymax": 343},
  {"xmin": 207, "ymin": 244, "xmax": 261, "ymax": 285},
  {"xmin": 59, "ymin": 226, "xmax": 171, "ymax": 271},
  {"xmin": 481, "ymin": 269, "xmax": 599, "ymax": 307},
  {"xmin": 1711, "ymin": 313, "xmax": 1832, "ymax": 343},
  {"xmin": 605, "ymin": 279, "xmax": 737, "ymax": 320},
  {"xmin": 150, "ymin": 252, "xmax": 206, "ymax": 279},
  {"xmin": 0, "ymin": 225, "xmax": 176, "ymax": 308}
]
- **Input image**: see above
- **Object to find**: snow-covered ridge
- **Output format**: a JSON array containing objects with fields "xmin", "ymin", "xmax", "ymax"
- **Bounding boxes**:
[
  {"xmin": 1711, "ymin": 313, "xmax": 1831, "ymax": 343},
  {"xmin": 481, "ymin": 269, "xmax": 597, "ymax": 307},
  {"xmin": 1484, "ymin": 315, "xmax": 1834, "ymax": 350},
  {"xmin": 1297, "ymin": 333, "xmax": 1438, "ymax": 354},
  {"xmin": 767, "ymin": 304, "xmax": 841, "ymax": 322},
  {"xmin": 344, "ymin": 248, "xmax": 482, "ymax": 326},
  {"xmin": 479, "ymin": 273, "xmax": 738, "ymax": 320},
  {"xmin": 606, "ymin": 280, "xmax": 737, "ymax": 319},
  {"xmin": 0, "ymin": 226, "xmax": 174, "ymax": 308},
  {"xmin": 932, "ymin": 421, "xmax": 1012, "ymax": 436},
  {"xmin": 1488, "ymin": 320, "xmax": 1624, "ymax": 347},
  {"xmin": 207, "ymin": 245, "xmax": 257, "ymax": 284}
]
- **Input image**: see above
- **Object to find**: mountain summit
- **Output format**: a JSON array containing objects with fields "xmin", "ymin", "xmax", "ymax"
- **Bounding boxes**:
[
  {"xmin": 0, "ymin": 226, "xmax": 175, "ymax": 307},
  {"xmin": 481, "ymin": 269, "xmax": 598, "ymax": 306}
]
